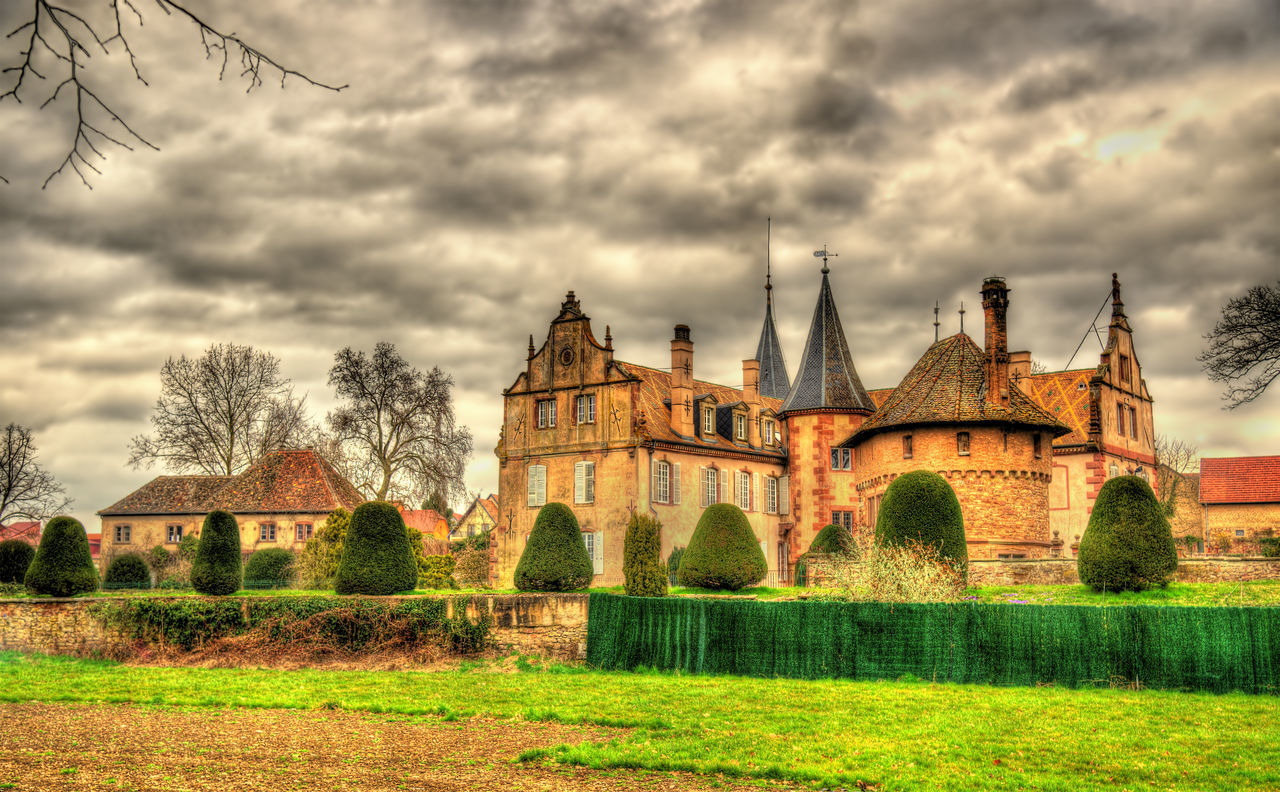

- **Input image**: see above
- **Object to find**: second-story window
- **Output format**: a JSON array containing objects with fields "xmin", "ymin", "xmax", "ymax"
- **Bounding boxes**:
[
  {"xmin": 1116, "ymin": 404, "xmax": 1126, "ymax": 436},
  {"xmin": 957, "ymin": 432, "xmax": 970, "ymax": 456},
  {"xmin": 903, "ymin": 435, "xmax": 913, "ymax": 459},
  {"xmin": 763, "ymin": 419, "xmax": 775, "ymax": 445},
  {"xmin": 703, "ymin": 406, "xmax": 716, "ymax": 436},
  {"xmin": 701, "ymin": 467, "xmax": 719, "ymax": 507},
  {"xmin": 537, "ymin": 399, "xmax": 557, "ymax": 429},
  {"xmin": 830, "ymin": 448, "xmax": 851, "ymax": 470},
  {"xmin": 653, "ymin": 460, "xmax": 670, "ymax": 504},
  {"xmin": 765, "ymin": 476, "xmax": 779, "ymax": 513},
  {"xmin": 576, "ymin": 394, "xmax": 596, "ymax": 424},
  {"xmin": 735, "ymin": 414, "xmax": 747, "ymax": 441},
  {"xmin": 574, "ymin": 461, "xmax": 595, "ymax": 504},
  {"xmin": 166, "ymin": 524, "xmax": 183, "ymax": 543}
]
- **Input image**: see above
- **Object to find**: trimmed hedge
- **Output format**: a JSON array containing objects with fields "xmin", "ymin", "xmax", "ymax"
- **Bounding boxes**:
[
  {"xmin": 586, "ymin": 593, "xmax": 1280, "ymax": 694},
  {"xmin": 623, "ymin": 512, "xmax": 667, "ymax": 597},
  {"xmin": 677, "ymin": 504, "xmax": 766, "ymax": 591},
  {"xmin": 0, "ymin": 539, "xmax": 35, "ymax": 584},
  {"xmin": 875, "ymin": 470, "xmax": 967, "ymax": 576},
  {"xmin": 809, "ymin": 523, "xmax": 855, "ymax": 556},
  {"xmin": 24, "ymin": 516, "xmax": 98, "ymax": 597},
  {"xmin": 334, "ymin": 501, "xmax": 418, "ymax": 595},
  {"xmin": 1078, "ymin": 475, "xmax": 1178, "ymax": 592},
  {"xmin": 103, "ymin": 553, "xmax": 152, "ymax": 590},
  {"xmin": 190, "ymin": 510, "xmax": 243, "ymax": 595},
  {"xmin": 244, "ymin": 548, "xmax": 296, "ymax": 589},
  {"xmin": 419, "ymin": 554, "xmax": 459, "ymax": 590},
  {"xmin": 514, "ymin": 502, "xmax": 593, "ymax": 592}
]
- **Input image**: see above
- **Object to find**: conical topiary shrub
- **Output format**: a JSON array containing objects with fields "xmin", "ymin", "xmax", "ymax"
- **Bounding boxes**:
[
  {"xmin": 875, "ymin": 470, "xmax": 968, "ymax": 579},
  {"xmin": 1078, "ymin": 475, "xmax": 1178, "ymax": 592},
  {"xmin": 334, "ymin": 501, "xmax": 418, "ymax": 595},
  {"xmin": 623, "ymin": 512, "xmax": 667, "ymax": 597},
  {"xmin": 24, "ymin": 516, "xmax": 98, "ymax": 597},
  {"xmin": 190, "ymin": 510, "xmax": 243, "ymax": 595},
  {"xmin": 103, "ymin": 553, "xmax": 152, "ymax": 590},
  {"xmin": 677, "ymin": 503, "xmax": 767, "ymax": 591},
  {"xmin": 0, "ymin": 539, "xmax": 36, "ymax": 584},
  {"xmin": 514, "ymin": 502, "xmax": 593, "ymax": 592}
]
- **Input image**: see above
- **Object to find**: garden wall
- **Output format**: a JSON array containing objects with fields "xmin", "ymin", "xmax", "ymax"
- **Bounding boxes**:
[{"xmin": 0, "ymin": 593, "xmax": 589, "ymax": 661}]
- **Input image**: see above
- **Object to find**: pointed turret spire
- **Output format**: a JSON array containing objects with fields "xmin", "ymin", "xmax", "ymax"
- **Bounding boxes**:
[
  {"xmin": 780, "ymin": 258, "xmax": 875, "ymax": 413},
  {"xmin": 754, "ymin": 218, "xmax": 791, "ymax": 399}
]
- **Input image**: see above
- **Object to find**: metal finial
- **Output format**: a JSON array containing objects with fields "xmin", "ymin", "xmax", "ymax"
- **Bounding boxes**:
[
  {"xmin": 813, "ymin": 245, "xmax": 837, "ymax": 274},
  {"xmin": 933, "ymin": 300, "xmax": 940, "ymax": 342},
  {"xmin": 958, "ymin": 301, "xmax": 966, "ymax": 334},
  {"xmin": 765, "ymin": 217, "xmax": 773, "ymax": 305}
]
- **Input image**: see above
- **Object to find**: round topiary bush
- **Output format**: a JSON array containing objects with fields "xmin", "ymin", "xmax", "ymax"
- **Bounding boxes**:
[
  {"xmin": 190, "ymin": 510, "xmax": 243, "ymax": 595},
  {"xmin": 514, "ymin": 502, "xmax": 593, "ymax": 592},
  {"xmin": 103, "ymin": 553, "xmax": 152, "ymax": 590},
  {"xmin": 24, "ymin": 516, "xmax": 98, "ymax": 597},
  {"xmin": 0, "ymin": 539, "xmax": 36, "ymax": 584},
  {"xmin": 334, "ymin": 501, "xmax": 418, "ymax": 595},
  {"xmin": 623, "ymin": 512, "xmax": 667, "ymax": 597},
  {"xmin": 1078, "ymin": 475, "xmax": 1178, "ymax": 592},
  {"xmin": 874, "ymin": 470, "xmax": 968, "ymax": 578},
  {"xmin": 676, "ymin": 503, "xmax": 767, "ymax": 591},
  {"xmin": 243, "ymin": 547, "xmax": 296, "ymax": 589},
  {"xmin": 809, "ymin": 523, "xmax": 856, "ymax": 556}
]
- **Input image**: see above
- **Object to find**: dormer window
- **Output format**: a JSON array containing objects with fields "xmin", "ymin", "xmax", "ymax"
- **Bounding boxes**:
[
  {"xmin": 734, "ymin": 414, "xmax": 747, "ymax": 441},
  {"xmin": 703, "ymin": 406, "xmax": 716, "ymax": 436},
  {"xmin": 763, "ymin": 418, "xmax": 776, "ymax": 446}
]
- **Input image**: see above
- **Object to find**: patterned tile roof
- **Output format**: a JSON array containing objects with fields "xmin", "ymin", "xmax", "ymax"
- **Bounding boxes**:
[
  {"xmin": 98, "ymin": 475, "xmax": 235, "ymax": 516},
  {"xmin": 781, "ymin": 269, "xmax": 876, "ymax": 413},
  {"xmin": 98, "ymin": 449, "xmax": 362, "ymax": 516},
  {"xmin": 754, "ymin": 298, "xmax": 791, "ymax": 400},
  {"xmin": 846, "ymin": 333, "xmax": 1072, "ymax": 444},
  {"xmin": 1199, "ymin": 456, "xmax": 1280, "ymax": 505},
  {"xmin": 1017, "ymin": 369, "xmax": 1093, "ymax": 446},
  {"xmin": 620, "ymin": 361, "xmax": 785, "ymax": 457}
]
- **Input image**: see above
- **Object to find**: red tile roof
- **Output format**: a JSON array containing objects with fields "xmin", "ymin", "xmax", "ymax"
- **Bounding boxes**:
[
  {"xmin": 847, "ymin": 334, "xmax": 1071, "ymax": 443},
  {"xmin": 480, "ymin": 496, "xmax": 499, "ymax": 522},
  {"xmin": 0, "ymin": 521, "xmax": 41, "ymax": 544},
  {"xmin": 401, "ymin": 508, "xmax": 450, "ymax": 540},
  {"xmin": 1199, "ymin": 456, "xmax": 1280, "ymax": 505},
  {"xmin": 620, "ymin": 361, "xmax": 786, "ymax": 458},
  {"xmin": 99, "ymin": 449, "xmax": 362, "ymax": 516},
  {"xmin": 1018, "ymin": 369, "xmax": 1093, "ymax": 446}
]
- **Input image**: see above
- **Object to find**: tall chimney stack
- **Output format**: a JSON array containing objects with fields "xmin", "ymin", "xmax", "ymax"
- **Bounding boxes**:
[
  {"xmin": 742, "ymin": 359, "xmax": 761, "ymax": 446},
  {"xmin": 981, "ymin": 277, "xmax": 1010, "ymax": 407},
  {"xmin": 670, "ymin": 325, "xmax": 694, "ymax": 437}
]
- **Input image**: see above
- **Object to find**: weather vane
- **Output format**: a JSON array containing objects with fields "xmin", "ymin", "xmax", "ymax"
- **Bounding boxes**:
[{"xmin": 813, "ymin": 245, "xmax": 837, "ymax": 274}]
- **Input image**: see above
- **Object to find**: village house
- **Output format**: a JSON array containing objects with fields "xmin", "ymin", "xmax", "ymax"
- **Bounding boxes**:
[
  {"xmin": 1199, "ymin": 455, "xmax": 1280, "ymax": 552},
  {"xmin": 452, "ymin": 495, "xmax": 499, "ymax": 542},
  {"xmin": 493, "ymin": 266, "xmax": 1160, "ymax": 587}
]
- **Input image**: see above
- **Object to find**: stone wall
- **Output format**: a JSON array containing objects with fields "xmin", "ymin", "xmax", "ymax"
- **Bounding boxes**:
[{"xmin": 0, "ymin": 593, "xmax": 590, "ymax": 662}]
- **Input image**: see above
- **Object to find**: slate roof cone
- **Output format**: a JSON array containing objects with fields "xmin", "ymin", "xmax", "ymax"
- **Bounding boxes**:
[
  {"xmin": 780, "ymin": 265, "xmax": 875, "ymax": 413},
  {"xmin": 754, "ymin": 275, "xmax": 791, "ymax": 400}
]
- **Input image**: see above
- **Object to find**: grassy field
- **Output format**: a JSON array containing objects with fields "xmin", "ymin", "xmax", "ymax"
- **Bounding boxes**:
[
  {"xmin": 962, "ymin": 580, "xmax": 1280, "ymax": 607},
  {"xmin": 3, "ymin": 651, "xmax": 1278, "ymax": 790}
]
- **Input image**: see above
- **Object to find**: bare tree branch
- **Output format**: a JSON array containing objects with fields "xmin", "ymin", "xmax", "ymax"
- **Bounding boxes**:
[
  {"xmin": 1, "ymin": 423, "xmax": 73, "ymax": 524},
  {"xmin": 327, "ymin": 342, "xmax": 473, "ymax": 505},
  {"xmin": 1154, "ymin": 433, "xmax": 1199, "ymax": 519},
  {"xmin": 1199, "ymin": 281, "xmax": 1280, "ymax": 409},
  {"xmin": 128, "ymin": 342, "xmax": 314, "ymax": 475},
  {"xmin": 1, "ymin": 0, "xmax": 347, "ymax": 187}
]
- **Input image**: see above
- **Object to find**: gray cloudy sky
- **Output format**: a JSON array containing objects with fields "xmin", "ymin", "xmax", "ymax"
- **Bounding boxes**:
[{"xmin": 2, "ymin": 0, "xmax": 1278, "ymax": 530}]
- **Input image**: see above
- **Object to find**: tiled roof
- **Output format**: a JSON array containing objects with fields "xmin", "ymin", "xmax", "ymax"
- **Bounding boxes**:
[
  {"xmin": 480, "ymin": 496, "xmax": 499, "ymax": 522},
  {"xmin": 99, "ymin": 449, "xmax": 362, "ymax": 516},
  {"xmin": 99, "ymin": 475, "xmax": 235, "ymax": 516},
  {"xmin": 211, "ymin": 450, "xmax": 363, "ymax": 514},
  {"xmin": 0, "ymin": 521, "xmax": 41, "ymax": 544},
  {"xmin": 781, "ymin": 268, "xmax": 876, "ymax": 413},
  {"xmin": 401, "ymin": 508, "xmax": 450, "ymax": 540},
  {"xmin": 845, "ymin": 333, "xmax": 1072, "ymax": 444},
  {"xmin": 619, "ymin": 361, "xmax": 785, "ymax": 457},
  {"xmin": 754, "ymin": 297, "xmax": 791, "ymax": 400},
  {"xmin": 1018, "ymin": 369, "xmax": 1092, "ymax": 446},
  {"xmin": 1200, "ymin": 456, "xmax": 1280, "ymax": 505}
]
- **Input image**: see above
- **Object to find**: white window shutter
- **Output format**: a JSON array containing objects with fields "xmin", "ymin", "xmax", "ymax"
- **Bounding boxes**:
[
  {"xmin": 527, "ymin": 466, "xmax": 538, "ymax": 507},
  {"xmin": 721, "ymin": 471, "xmax": 729, "ymax": 505},
  {"xmin": 537, "ymin": 466, "xmax": 547, "ymax": 506},
  {"xmin": 753, "ymin": 473, "xmax": 760, "ymax": 512},
  {"xmin": 593, "ymin": 532, "xmax": 604, "ymax": 575},
  {"xmin": 574, "ymin": 462, "xmax": 585, "ymax": 504},
  {"xmin": 650, "ymin": 459, "xmax": 658, "ymax": 502},
  {"xmin": 672, "ymin": 463, "xmax": 681, "ymax": 504},
  {"xmin": 586, "ymin": 461, "xmax": 595, "ymax": 503},
  {"xmin": 779, "ymin": 474, "xmax": 790, "ymax": 515},
  {"xmin": 699, "ymin": 466, "xmax": 707, "ymax": 507}
]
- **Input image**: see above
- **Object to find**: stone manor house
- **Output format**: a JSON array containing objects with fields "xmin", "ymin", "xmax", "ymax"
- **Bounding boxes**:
[{"xmin": 492, "ymin": 267, "xmax": 1156, "ymax": 588}]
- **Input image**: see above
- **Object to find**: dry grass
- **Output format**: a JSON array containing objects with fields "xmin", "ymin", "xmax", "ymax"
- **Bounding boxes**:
[{"xmin": 821, "ymin": 538, "xmax": 966, "ymax": 603}]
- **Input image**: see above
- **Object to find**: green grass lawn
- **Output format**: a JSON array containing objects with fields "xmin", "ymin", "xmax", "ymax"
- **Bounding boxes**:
[
  {"xmin": 963, "ymin": 580, "xmax": 1280, "ymax": 607},
  {"xmin": 3, "ymin": 651, "xmax": 1277, "ymax": 791}
]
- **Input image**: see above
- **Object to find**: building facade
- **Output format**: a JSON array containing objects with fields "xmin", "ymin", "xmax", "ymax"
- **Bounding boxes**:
[
  {"xmin": 494, "ymin": 269, "xmax": 1160, "ymax": 586},
  {"xmin": 1199, "ymin": 456, "xmax": 1280, "ymax": 552}
]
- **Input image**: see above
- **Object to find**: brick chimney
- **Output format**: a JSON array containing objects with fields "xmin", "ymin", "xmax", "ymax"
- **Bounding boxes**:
[
  {"xmin": 981, "ymin": 277, "xmax": 1010, "ymax": 407},
  {"xmin": 742, "ymin": 359, "xmax": 761, "ymax": 446},
  {"xmin": 670, "ymin": 325, "xmax": 694, "ymax": 437}
]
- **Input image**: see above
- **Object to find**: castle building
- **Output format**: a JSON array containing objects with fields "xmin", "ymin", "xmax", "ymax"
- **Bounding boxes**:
[{"xmin": 493, "ymin": 267, "xmax": 1157, "ymax": 586}]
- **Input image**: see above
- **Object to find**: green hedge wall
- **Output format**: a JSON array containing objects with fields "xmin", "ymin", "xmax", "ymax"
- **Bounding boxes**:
[{"xmin": 586, "ymin": 593, "xmax": 1280, "ymax": 694}]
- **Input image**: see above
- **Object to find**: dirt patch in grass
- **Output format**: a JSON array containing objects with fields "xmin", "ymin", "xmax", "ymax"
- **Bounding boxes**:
[{"xmin": 0, "ymin": 702, "xmax": 800, "ymax": 791}]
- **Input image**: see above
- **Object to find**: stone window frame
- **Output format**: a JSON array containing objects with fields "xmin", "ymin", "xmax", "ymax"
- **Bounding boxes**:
[
  {"xmin": 165, "ymin": 524, "xmax": 183, "ymax": 544},
  {"xmin": 902, "ymin": 434, "xmax": 913, "ymax": 459},
  {"xmin": 957, "ymin": 432, "xmax": 970, "ymax": 456},
  {"xmin": 735, "ymin": 470, "xmax": 751, "ymax": 511},
  {"xmin": 762, "ymin": 418, "xmax": 776, "ymax": 446},
  {"xmin": 576, "ymin": 393, "xmax": 596, "ymax": 425},
  {"xmin": 765, "ymin": 476, "xmax": 779, "ymax": 514},
  {"xmin": 702, "ymin": 406, "xmax": 716, "ymax": 437},
  {"xmin": 652, "ymin": 459, "xmax": 671, "ymax": 504},
  {"xmin": 830, "ymin": 447, "xmax": 851, "ymax": 470},
  {"xmin": 113, "ymin": 524, "xmax": 131, "ymax": 543},
  {"xmin": 259, "ymin": 523, "xmax": 276, "ymax": 542},
  {"xmin": 831, "ymin": 510, "xmax": 855, "ymax": 530},
  {"xmin": 701, "ymin": 467, "xmax": 719, "ymax": 508},
  {"xmin": 734, "ymin": 413, "xmax": 747, "ymax": 441},
  {"xmin": 296, "ymin": 522, "xmax": 313, "ymax": 541},
  {"xmin": 536, "ymin": 398, "xmax": 557, "ymax": 429}
]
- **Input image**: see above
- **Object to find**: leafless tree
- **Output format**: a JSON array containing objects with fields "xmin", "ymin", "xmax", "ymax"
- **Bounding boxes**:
[
  {"xmin": 1, "ymin": 423, "xmax": 72, "ymax": 523},
  {"xmin": 327, "ymin": 342, "xmax": 473, "ymax": 504},
  {"xmin": 1154, "ymin": 433, "xmax": 1199, "ymax": 517},
  {"xmin": 129, "ymin": 342, "xmax": 312, "ymax": 475},
  {"xmin": 1200, "ymin": 281, "xmax": 1280, "ymax": 409},
  {"xmin": 1, "ymin": 1, "xmax": 346, "ymax": 188}
]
